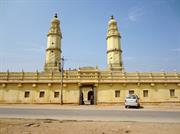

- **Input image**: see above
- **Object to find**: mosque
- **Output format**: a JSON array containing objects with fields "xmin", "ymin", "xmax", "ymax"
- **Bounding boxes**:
[{"xmin": 0, "ymin": 14, "xmax": 180, "ymax": 105}]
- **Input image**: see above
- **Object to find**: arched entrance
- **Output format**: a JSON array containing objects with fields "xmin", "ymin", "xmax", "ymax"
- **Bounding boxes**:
[{"xmin": 79, "ymin": 85, "xmax": 96, "ymax": 105}]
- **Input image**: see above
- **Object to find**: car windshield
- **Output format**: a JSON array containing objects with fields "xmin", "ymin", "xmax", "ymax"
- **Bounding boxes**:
[{"xmin": 126, "ymin": 95, "xmax": 137, "ymax": 99}]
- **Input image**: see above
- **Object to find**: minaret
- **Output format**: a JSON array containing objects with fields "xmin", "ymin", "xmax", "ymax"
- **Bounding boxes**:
[
  {"xmin": 106, "ymin": 16, "xmax": 123, "ymax": 71},
  {"xmin": 44, "ymin": 13, "xmax": 62, "ymax": 72}
]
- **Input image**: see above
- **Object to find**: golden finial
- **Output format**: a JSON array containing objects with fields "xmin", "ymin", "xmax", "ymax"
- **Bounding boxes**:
[
  {"xmin": 111, "ymin": 15, "xmax": 114, "ymax": 19},
  {"xmin": 54, "ymin": 13, "xmax": 58, "ymax": 18}
]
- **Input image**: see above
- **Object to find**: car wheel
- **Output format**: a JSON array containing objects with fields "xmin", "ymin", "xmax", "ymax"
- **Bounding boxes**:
[{"xmin": 125, "ymin": 105, "xmax": 128, "ymax": 108}]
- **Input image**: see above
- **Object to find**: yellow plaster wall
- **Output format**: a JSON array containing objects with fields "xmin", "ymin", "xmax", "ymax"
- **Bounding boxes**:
[
  {"xmin": 0, "ymin": 89, "xmax": 3, "ymax": 102},
  {"xmin": 0, "ymin": 82, "xmax": 179, "ymax": 104},
  {"xmin": 96, "ymin": 83, "xmax": 180, "ymax": 104},
  {"xmin": 63, "ymin": 84, "xmax": 79, "ymax": 104},
  {"xmin": 97, "ymin": 84, "xmax": 125, "ymax": 103},
  {"xmin": 0, "ymin": 84, "xmax": 19, "ymax": 103}
]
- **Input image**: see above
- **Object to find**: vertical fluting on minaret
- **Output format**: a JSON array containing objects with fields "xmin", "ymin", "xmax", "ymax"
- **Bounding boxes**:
[
  {"xmin": 44, "ymin": 13, "xmax": 62, "ymax": 72},
  {"xmin": 106, "ymin": 16, "xmax": 123, "ymax": 71}
]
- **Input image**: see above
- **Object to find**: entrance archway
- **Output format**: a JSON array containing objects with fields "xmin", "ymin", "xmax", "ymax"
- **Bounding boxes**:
[{"xmin": 79, "ymin": 85, "xmax": 96, "ymax": 105}]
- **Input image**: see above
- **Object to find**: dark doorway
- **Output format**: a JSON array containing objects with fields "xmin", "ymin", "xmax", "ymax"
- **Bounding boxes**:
[
  {"xmin": 88, "ymin": 91, "xmax": 94, "ymax": 105},
  {"xmin": 80, "ymin": 92, "xmax": 84, "ymax": 105}
]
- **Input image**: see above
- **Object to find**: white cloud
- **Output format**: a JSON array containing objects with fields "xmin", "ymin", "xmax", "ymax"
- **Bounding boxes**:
[{"xmin": 128, "ymin": 6, "xmax": 144, "ymax": 22}]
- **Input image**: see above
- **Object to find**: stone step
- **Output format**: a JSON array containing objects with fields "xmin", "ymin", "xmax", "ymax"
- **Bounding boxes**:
[{"xmin": 84, "ymin": 100, "xmax": 91, "ymax": 105}]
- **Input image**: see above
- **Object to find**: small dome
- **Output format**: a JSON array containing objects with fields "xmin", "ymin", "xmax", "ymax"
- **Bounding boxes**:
[
  {"xmin": 51, "ymin": 17, "xmax": 59, "ymax": 23},
  {"xmin": 108, "ymin": 19, "xmax": 116, "ymax": 24},
  {"xmin": 51, "ymin": 13, "xmax": 60, "ymax": 23},
  {"xmin": 108, "ymin": 15, "xmax": 117, "ymax": 25}
]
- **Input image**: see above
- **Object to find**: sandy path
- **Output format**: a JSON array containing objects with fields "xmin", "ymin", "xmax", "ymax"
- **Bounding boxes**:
[{"xmin": 0, "ymin": 118, "xmax": 180, "ymax": 134}]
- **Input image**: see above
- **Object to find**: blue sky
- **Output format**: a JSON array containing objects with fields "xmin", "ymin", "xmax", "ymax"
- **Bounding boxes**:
[{"xmin": 0, "ymin": 0, "xmax": 180, "ymax": 72}]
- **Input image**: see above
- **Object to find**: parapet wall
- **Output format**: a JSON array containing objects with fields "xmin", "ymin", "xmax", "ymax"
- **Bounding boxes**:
[{"xmin": 0, "ymin": 70, "xmax": 180, "ymax": 84}]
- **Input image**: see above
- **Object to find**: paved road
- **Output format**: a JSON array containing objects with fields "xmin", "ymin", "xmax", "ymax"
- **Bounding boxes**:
[{"xmin": 0, "ymin": 107, "xmax": 180, "ymax": 123}]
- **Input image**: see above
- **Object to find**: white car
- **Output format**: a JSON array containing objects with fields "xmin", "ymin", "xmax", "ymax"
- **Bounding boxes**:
[{"xmin": 125, "ymin": 94, "xmax": 140, "ymax": 108}]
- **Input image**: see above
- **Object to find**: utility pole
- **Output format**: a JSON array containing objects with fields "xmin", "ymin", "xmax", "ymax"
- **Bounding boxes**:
[{"xmin": 60, "ymin": 57, "xmax": 64, "ymax": 105}]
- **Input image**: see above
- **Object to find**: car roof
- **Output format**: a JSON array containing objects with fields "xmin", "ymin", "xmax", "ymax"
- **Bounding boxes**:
[
  {"xmin": 126, "ymin": 94, "xmax": 136, "ymax": 96},
  {"xmin": 126, "ymin": 94, "xmax": 138, "ymax": 97}
]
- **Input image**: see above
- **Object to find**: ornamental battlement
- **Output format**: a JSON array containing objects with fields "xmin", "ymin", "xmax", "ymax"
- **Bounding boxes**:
[{"xmin": 0, "ymin": 71, "xmax": 179, "ymax": 84}]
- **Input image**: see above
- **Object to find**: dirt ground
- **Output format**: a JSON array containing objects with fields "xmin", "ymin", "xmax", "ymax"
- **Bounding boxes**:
[{"xmin": 0, "ymin": 118, "xmax": 180, "ymax": 134}]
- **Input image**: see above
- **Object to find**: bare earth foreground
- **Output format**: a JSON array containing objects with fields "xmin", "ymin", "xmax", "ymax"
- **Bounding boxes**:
[{"xmin": 0, "ymin": 118, "xmax": 180, "ymax": 134}]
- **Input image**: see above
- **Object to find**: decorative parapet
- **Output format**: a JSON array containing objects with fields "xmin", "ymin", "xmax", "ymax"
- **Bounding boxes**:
[{"xmin": 0, "ymin": 70, "xmax": 180, "ymax": 84}]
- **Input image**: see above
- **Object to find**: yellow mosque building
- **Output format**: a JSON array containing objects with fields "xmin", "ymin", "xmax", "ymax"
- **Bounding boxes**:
[{"xmin": 0, "ymin": 14, "xmax": 180, "ymax": 105}]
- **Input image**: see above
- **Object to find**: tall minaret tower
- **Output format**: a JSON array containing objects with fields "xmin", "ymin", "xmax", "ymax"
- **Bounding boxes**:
[
  {"xmin": 44, "ymin": 13, "xmax": 62, "ymax": 72},
  {"xmin": 106, "ymin": 16, "xmax": 123, "ymax": 71}
]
